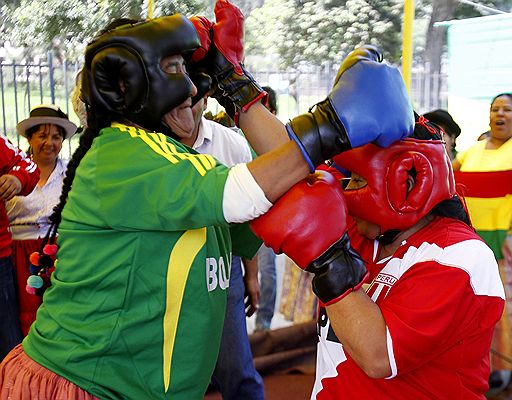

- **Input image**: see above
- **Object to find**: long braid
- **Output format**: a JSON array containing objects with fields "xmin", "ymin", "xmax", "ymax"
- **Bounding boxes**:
[
  {"xmin": 26, "ymin": 110, "xmax": 113, "ymax": 297},
  {"xmin": 49, "ymin": 17, "xmax": 139, "ymax": 232},
  {"xmin": 49, "ymin": 111, "xmax": 111, "ymax": 230},
  {"xmin": 27, "ymin": 18, "xmax": 140, "ymax": 297}
]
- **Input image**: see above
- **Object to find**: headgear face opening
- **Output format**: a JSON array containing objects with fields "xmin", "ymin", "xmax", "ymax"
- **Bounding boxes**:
[
  {"xmin": 333, "ymin": 139, "xmax": 456, "ymax": 232},
  {"xmin": 81, "ymin": 14, "xmax": 200, "ymax": 135}
]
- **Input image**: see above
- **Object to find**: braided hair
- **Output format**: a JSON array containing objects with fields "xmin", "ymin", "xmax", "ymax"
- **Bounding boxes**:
[
  {"xmin": 48, "ymin": 110, "xmax": 113, "ymax": 232},
  {"xmin": 26, "ymin": 108, "xmax": 114, "ymax": 296},
  {"xmin": 27, "ymin": 19, "xmax": 144, "ymax": 296},
  {"xmin": 48, "ymin": 18, "xmax": 141, "ymax": 235}
]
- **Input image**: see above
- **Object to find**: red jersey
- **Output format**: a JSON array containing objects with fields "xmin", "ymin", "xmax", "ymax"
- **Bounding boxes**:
[
  {"xmin": 313, "ymin": 217, "xmax": 505, "ymax": 400},
  {"xmin": 0, "ymin": 135, "xmax": 39, "ymax": 257}
]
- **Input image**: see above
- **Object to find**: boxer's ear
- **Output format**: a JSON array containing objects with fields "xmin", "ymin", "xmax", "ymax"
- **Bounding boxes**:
[
  {"xmin": 88, "ymin": 46, "xmax": 147, "ymax": 112},
  {"xmin": 388, "ymin": 151, "xmax": 434, "ymax": 213}
]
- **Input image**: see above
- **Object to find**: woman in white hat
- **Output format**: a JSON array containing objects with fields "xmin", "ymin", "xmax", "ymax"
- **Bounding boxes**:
[{"xmin": 6, "ymin": 104, "xmax": 76, "ymax": 336}]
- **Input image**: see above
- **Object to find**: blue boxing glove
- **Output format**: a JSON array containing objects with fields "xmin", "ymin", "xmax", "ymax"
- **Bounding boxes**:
[{"xmin": 287, "ymin": 45, "xmax": 414, "ymax": 172}]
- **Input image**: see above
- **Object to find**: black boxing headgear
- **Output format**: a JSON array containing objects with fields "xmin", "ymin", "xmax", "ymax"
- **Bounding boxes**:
[{"xmin": 81, "ymin": 15, "xmax": 200, "ymax": 136}]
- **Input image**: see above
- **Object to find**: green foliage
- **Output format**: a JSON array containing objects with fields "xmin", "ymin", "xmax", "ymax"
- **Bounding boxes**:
[
  {"xmin": 414, "ymin": 0, "xmax": 511, "ymax": 18},
  {"xmin": 244, "ymin": 0, "xmax": 511, "ymax": 70},
  {"xmin": 0, "ymin": 0, "xmax": 205, "ymax": 61},
  {"xmin": 453, "ymin": 0, "xmax": 511, "ymax": 18},
  {"xmin": 152, "ymin": 0, "xmax": 206, "ymax": 18},
  {"xmin": 245, "ymin": 0, "xmax": 403, "ymax": 69},
  {"xmin": 2, "ymin": 0, "xmax": 510, "ymax": 68}
]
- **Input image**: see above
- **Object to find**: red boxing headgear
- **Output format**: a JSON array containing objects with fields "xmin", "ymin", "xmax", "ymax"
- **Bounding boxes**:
[{"xmin": 333, "ymin": 139, "xmax": 456, "ymax": 232}]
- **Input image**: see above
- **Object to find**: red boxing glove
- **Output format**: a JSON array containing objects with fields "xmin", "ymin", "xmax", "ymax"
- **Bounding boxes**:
[
  {"xmin": 212, "ymin": 0, "xmax": 244, "ymax": 75},
  {"xmin": 251, "ymin": 171, "xmax": 348, "ymax": 268},
  {"xmin": 189, "ymin": 16, "xmax": 213, "ymax": 63},
  {"xmin": 188, "ymin": 17, "xmax": 214, "ymax": 105},
  {"xmin": 188, "ymin": 0, "xmax": 266, "ymax": 123},
  {"xmin": 250, "ymin": 170, "xmax": 368, "ymax": 305},
  {"xmin": 189, "ymin": 1, "xmax": 243, "ymax": 74}
]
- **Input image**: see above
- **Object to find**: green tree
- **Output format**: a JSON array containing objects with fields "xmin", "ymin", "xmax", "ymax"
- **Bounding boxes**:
[
  {"xmin": 152, "ymin": 0, "xmax": 206, "ymax": 18},
  {"xmin": 245, "ymin": 0, "xmax": 403, "ymax": 69},
  {"xmin": 0, "ymin": 0, "xmax": 206, "ymax": 61}
]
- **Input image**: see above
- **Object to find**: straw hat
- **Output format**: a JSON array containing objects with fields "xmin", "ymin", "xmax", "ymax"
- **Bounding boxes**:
[{"xmin": 16, "ymin": 105, "xmax": 77, "ymax": 139}]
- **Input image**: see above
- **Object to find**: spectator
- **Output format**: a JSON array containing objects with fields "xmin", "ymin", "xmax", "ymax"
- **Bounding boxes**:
[
  {"xmin": 452, "ymin": 92, "xmax": 512, "ymax": 392},
  {"xmin": 6, "ymin": 105, "xmax": 76, "ymax": 336},
  {"xmin": 423, "ymin": 109, "xmax": 461, "ymax": 160},
  {"xmin": 0, "ymin": 135, "xmax": 39, "ymax": 360}
]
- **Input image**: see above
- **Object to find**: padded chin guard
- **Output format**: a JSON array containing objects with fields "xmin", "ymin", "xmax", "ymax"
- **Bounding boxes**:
[
  {"xmin": 333, "ymin": 139, "xmax": 456, "ymax": 232},
  {"xmin": 81, "ymin": 14, "xmax": 199, "ymax": 134}
]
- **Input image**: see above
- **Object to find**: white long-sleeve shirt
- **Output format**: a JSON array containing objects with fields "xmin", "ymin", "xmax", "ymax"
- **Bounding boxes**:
[{"xmin": 6, "ymin": 158, "xmax": 67, "ymax": 240}]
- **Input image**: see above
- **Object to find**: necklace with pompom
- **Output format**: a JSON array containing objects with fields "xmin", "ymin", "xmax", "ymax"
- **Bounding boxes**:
[{"xmin": 26, "ymin": 222, "xmax": 58, "ymax": 296}]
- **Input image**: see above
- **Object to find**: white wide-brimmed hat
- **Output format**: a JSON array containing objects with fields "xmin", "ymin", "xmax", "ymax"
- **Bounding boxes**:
[{"xmin": 16, "ymin": 104, "xmax": 77, "ymax": 139}]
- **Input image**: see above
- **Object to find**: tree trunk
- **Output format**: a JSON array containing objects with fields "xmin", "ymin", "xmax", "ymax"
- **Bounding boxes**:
[{"xmin": 424, "ymin": 0, "xmax": 458, "ymax": 108}]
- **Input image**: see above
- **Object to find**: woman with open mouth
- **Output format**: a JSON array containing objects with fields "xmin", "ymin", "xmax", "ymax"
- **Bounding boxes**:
[{"xmin": 453, "ymin": 92, "xmax": 512, "ymax": 394}]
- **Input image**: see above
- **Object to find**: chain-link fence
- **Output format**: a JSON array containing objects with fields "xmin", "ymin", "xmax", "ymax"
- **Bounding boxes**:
[{"xmin": 0, "ymin": 55, "xmax": 447, "ymax": 159}]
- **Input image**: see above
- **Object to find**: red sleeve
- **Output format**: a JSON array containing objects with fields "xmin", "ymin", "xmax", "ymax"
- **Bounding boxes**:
[
  {"xmin": 0, "ymin": 135, "xmax": 39, "ymax": 195},
  {"xmin": 380, "ymin": 261, "xmax": 496, "ymax": 375}
]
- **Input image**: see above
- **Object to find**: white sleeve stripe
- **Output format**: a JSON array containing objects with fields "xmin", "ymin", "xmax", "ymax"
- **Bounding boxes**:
[
  {"xmin": 26, "ymin": 162, "xmax": 38, "ymax": 173},
  {"xmin": 394, "ymin": 240, "xmax": 504, "ymax": 299},
  {"xmin": 385, "ymin": 326, "xmax": 398, "ymax": 379},
  {"xmin": 223, "ymin": 163, "xmax": 273, "ymax": 223},
  {"xmin": 437, "ymin": 240, "xmax": 505, "ymax": 298}
]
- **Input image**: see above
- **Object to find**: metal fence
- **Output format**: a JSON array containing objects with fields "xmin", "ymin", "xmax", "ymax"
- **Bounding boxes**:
[
  {"xmin": 0, "ymin": 54, "xmax": 81, "ymax": 158},
  {"xmin": 0, "ymin": 56, "xmax": 447, "ymax": 159},
  {"xmin": 410, "ymin": 67, "xmax": 448, "ymax": 112}
]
